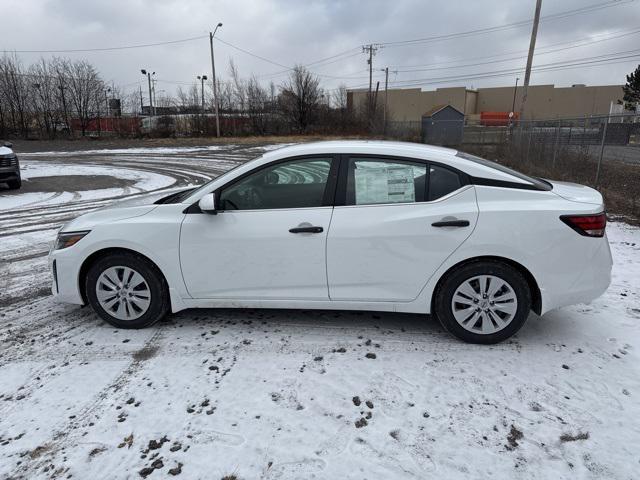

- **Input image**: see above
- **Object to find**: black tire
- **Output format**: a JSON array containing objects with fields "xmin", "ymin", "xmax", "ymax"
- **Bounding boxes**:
[
  {"xmin": 434, "ymin": 260, "xmax": 531, "ymax": 344},
  {"xmin": 7, "ymin": 178, "xmax": 21, "ymax": 190},
  {"xmin": 85, "ymin": 252, "xmax": 170, "ymax": 329}
]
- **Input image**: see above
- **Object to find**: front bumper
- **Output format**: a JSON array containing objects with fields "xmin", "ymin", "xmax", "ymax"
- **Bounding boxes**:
[
  {"xmin": 0, "ymin": 166, "xmax": 19, "ymax": 181},
  {"xmin": 48, "ymin": 247, "xmax": 85, "ymax": 305}
]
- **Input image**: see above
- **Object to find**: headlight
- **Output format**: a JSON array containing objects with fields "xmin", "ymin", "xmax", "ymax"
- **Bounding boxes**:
[{"xmin": 55, "ymin": 231, "xmax": 90, "ymax": 250}]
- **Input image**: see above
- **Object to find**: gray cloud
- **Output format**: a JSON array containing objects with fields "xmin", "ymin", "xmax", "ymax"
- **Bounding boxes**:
[{"xmin": 3, "ymin": 0, "xmax": 640, "ymax": 96}]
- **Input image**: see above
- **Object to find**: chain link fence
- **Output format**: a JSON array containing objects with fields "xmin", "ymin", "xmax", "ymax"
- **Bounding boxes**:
[{"xmin": 386, "ymin": 114, "xmax": 640, "ymax": 222}]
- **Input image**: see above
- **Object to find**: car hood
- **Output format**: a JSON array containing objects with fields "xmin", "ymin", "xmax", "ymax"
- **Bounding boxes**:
[
  {"xmin": 0, "ymin": 146, "xmax": 14, "ymax": 156},
  {"xmin": 549, "ymin": 180, "xmax": 603, "ymax": 206},
  {"xmin": 104, "ymin": 187, "xmax": 188, "ymax": 208},
  {"xmin": 61, "ymin": 188, "xmax": 187, "ymax": 232}
]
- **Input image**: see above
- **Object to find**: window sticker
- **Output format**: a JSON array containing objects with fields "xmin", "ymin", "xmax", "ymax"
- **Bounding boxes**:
[{"xmin": 354, "ymin": 165, "xmax": 416, "ymax": 204}]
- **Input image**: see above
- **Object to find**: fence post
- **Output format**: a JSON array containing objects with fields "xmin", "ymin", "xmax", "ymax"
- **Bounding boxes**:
[
  {"xmin": 552, "ymin": 119, "xmax": 560, "ymax": 172},
  {"xmin": 526, "ymin": 125, "xmax": 532, "ymax": 165},
  {"xmin": 594, "ymin": 116, "xmax": 608, "ymax": 188}
]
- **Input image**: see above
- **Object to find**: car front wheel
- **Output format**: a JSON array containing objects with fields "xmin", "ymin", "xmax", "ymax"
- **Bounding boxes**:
[
  {"xmin": 85, "ymin": 252, "xmax": 169, "ymax": 329},
  {"xmin": 434, "ymin": 261, "xmax": 531, "ymax": 344}
]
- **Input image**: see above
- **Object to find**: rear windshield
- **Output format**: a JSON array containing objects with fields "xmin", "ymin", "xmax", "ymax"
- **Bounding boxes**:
[{"xmin": 456, "ymin": 151, "xmax": 552, "ymax": 191}]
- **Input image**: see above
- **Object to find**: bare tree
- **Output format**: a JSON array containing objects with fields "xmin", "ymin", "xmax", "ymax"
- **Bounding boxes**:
[
  {"xmin": 0, "ymin": 54, "xmax": 30, "ymax": 137},
  {"xmin": 29, "ymin": 58, "xmax": 65, "ymax": 139},
  {"xmin": 229, "ymin": 59, "xmax": 246, "ymax": 112},
  {"xmin": 51, "ymin": 57, "xmax": 73, "ymax": 134},
  {"xmin": 63, "ymin": 60, "xmax": 103, "ymax": 136},
  {"xmin": 279, "ymin": 65, "xmax": 321, "ymax": 133},
  {"xmin": 245, "ymin": 75, "xmax": 270, "ymax": 134}
]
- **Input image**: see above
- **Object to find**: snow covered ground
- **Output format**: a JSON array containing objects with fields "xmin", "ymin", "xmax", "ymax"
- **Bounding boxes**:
[{"xmin": 0, "ymin": 145, "xmax": 639, "ymax": 479}]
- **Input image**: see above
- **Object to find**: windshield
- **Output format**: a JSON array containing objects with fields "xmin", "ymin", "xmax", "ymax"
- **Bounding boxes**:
[{"xmin": 456, "ymin": 151, "xmax": 552, "ymax": 191}]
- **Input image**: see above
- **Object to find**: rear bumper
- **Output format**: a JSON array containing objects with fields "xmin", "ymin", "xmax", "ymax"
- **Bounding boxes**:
[{"xmin": 540, "ymin": 235, "xmax": 612, "ymax": 313}]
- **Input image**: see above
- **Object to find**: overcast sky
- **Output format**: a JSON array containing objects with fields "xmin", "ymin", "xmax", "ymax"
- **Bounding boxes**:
[{"xmin": 3, "ymin": 0, "xmax": 640, "ymax": 98}]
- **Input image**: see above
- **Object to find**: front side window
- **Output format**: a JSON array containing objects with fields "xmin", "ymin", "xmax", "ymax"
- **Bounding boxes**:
[
  {"xmin": 219, "ymin": 157, "xmax": 332, "ymax": 210},
  {"xmin": 345, "ymin": 157, "xmax": 427, "ymax": 206}
]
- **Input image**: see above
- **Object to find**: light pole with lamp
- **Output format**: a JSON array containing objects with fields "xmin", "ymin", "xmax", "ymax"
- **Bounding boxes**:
[
  {"xmin": 209, "ymin": 22, "xmax": 223, "ymax": 137},
  {"xmin": 141, "ymin": 69, "xmax": 155, "ymax": 116},
  {"xmin": 197, "ymin": 75, "xmax": 208, "ymax": 112}
]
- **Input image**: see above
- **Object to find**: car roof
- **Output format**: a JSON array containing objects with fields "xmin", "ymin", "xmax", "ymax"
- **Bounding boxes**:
[
  {"xmin": 264, "ymin": 140, "xmax": 457, "ymax": 160},
  {"xmin": 262, "ymin": 140, "xmax": 530, "ymax": 184}
]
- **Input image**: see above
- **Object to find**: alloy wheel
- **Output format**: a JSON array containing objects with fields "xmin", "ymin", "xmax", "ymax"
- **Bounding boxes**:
[
  {"xmin": 450, "ymin": 274, "xmax": 518, "ymax": 335},
  {"xmin": 96, "ymin": 266, "xmax": 151, "ymax": 320}
]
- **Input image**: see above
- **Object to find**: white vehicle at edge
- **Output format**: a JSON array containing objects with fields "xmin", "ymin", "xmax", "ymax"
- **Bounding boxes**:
[{"xmin": 49, "ymin": 141, "xmax": 612, "ymax": 344}]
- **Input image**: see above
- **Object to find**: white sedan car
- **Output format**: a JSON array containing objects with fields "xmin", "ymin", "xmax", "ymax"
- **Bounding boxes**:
[{"xmin": 49, "ymin": 141, "xmax": 612, "ymax": 343}]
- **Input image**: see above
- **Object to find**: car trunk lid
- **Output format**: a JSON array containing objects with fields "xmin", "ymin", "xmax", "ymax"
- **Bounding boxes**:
[{"xmin": 549, "ymin": 180, "xmax": 603, "ymax": 206}]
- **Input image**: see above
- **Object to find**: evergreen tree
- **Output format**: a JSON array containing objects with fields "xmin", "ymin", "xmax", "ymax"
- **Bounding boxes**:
[{"xmin": 622, "ymin": 64, "xmax": 640, "ymax": 108}]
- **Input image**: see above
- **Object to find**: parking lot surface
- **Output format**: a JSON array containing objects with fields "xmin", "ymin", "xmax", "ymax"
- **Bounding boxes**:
[{"xmin": 1, "ymin": 145, "xmax": 639, "ymax": 479}]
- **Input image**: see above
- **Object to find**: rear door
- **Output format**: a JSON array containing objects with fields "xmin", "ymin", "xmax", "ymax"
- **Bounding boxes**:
[{"xmin": 326, "ymin": 155, "xmax": 478, "ymax": 302}]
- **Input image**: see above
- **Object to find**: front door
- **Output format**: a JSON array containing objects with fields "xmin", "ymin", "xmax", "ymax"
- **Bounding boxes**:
[
  {"xmin": 327, "ymin": 156, "xmax": 478, "ymax": 302},
  {"xmin": 180, "ymin": 156, "xmax": 336, "ymax": 299}
]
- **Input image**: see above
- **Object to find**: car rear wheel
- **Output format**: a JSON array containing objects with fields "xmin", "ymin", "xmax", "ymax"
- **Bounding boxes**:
[
  {"xmin": 86, "ymin": 252, "xmax": 169, "ymax": 329},
  {"xmin": 434, "ymin": 261, "xmax": 531, "ymax": 344}
]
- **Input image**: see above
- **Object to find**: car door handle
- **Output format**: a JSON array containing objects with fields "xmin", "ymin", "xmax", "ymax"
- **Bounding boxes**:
[
  {"xmin": 289, "ymin": 226, "xmax": 324, "ymax": 234},
  {"xmin": 431, "ymin": 220, "xmax": 470, "ymax": 228}
]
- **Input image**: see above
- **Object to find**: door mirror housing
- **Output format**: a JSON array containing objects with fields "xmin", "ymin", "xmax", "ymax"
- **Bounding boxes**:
[{"xmin": 198, "ymin": 193, "xmax": 217, "ymax": 214}]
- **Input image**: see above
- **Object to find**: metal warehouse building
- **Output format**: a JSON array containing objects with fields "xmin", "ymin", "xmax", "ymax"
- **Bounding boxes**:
[{"xmin": 348, "ymin": 84, "xmax": 624, "ymax": 122}]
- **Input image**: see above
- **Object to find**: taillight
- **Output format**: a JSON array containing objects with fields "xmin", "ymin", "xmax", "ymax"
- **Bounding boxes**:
[{"xmin": 560, "ymin": 212, "xmax": 606, "ymax": 237}]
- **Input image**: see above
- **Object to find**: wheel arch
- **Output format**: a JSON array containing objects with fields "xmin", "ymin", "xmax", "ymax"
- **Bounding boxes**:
[
  {"xmin": 431, "ymin": 255, "xmax": 542, "ymax": 315},
  {"xmin": 78, "ymin": 247, "xmax": 170, "ymax": 306}
]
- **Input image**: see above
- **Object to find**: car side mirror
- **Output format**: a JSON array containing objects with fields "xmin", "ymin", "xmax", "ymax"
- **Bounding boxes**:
[
  {"xmin": 3, "ymin": 142, "xmax": 12, "ymax": 148},
  {"xmin": 198, "ymin": 193, "xmax": 217, "ymax": 214}
]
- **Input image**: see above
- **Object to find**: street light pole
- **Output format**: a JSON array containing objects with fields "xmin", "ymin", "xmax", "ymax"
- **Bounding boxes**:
[
  {"xmin": 141, "ymin": 69, "xmax": 155, "ymax": 116},
  {"xmin": 209, "ymin": 22, "xmax": 223, "ymax": 137},
  {"xmin": 197, "ymin": 75, "xmax": 208, "ymax": 112}
]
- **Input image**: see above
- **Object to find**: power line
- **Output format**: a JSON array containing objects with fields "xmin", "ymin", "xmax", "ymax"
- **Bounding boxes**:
[
  {"xmin": 214, "ymin": 0, "xmax": 635, "ymax": 84},
  {"xmin": 214, "ymin": 37, "xmax": 291, "ymax": 70},
  {"xmin": 389, "ymin": 27, "xmax": 640, "ymax": 71},
  {"xmin": 376, "ymin": 0, "xmax": 634, "ymax": 48},
  {"xmin": 3, "ymin": 35, "xmax": 208, "ymax": 54},
  {"xmin": 381, "ymin": 51, "xmax": 640, "ymax": 89}
]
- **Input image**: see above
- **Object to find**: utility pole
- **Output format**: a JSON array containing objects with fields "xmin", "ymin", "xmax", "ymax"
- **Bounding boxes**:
[
  {"xmin": 363, "ymin": 44, "xmax": 379, "ymax": 119},
  {"xmin": 511, "ymin": 77, "xmax": 519, "ymax": 115},
  {"xmin": 152, "ymin": 79, "xmax": 157, "ymax": 116},
  {"xmin": 139, "ymin": 85, "xmax": 143, "ymax": 114},
  {"xmin": 210, "ymin": 23, "xmax": 223, "ymax": 137},
  {"xmin": 510, "ymin": 77, "xmax": 519, "ymax": 131},
  {"xmin": 519, "ymin": 0, "xmax": 542, "ymax": 122},
  {"xmin": 381, "ymin": 67, "xmax": 389, "ymax": 135}
]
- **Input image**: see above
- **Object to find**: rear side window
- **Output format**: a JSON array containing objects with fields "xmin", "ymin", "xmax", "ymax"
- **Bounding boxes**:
[
  {"xmin": 456, "ymin": 151, "xmax": 552, "ymax": 191},
  {"xmin": 429, "ymin": 165, "xmax": 462, "ymax": 200},
  {"xmin": 345, "ymin": 157, "xmax": 427, "ymax": 205}
]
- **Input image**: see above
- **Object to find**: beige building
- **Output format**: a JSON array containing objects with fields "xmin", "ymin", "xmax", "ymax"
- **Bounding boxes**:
[{"xmin": 348, "ymin": 84, "xmax": 624, "ymax": 122}]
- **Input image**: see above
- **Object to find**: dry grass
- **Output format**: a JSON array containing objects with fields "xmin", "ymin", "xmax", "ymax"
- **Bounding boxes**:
[
  {"xmin": 466, "ymin": 142, "xmax": 640, "ymax": 224},
  {"xmin": 11, "ymin": 134, "xmax": 367, "ymax": 153}
]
